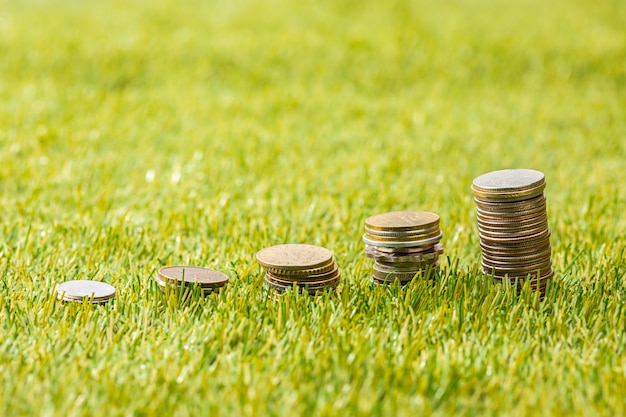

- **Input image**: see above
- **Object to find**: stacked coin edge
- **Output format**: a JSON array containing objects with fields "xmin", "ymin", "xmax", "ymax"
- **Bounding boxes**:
[
  {"xmin": 363, "ymin": 211, "xmax": 444, "ymax": 286},
  {"xmin": 155, "ymin": 266, "xmax": 229, "ymax": 296},
  {"xmin": 256, "ymin": 244, "xmax": 341, "ymax": 295},
  {"xmin": 472, "ymin": 169, "xmax": 553, "ymax": 293}
]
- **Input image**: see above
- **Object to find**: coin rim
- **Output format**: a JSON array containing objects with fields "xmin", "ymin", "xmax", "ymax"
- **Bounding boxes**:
[
  {"xmin": 362, "ymin": 232, "xmax": 443, "ymax": 248},
  {"xmin": 364, "ymin": 211, "xmax": 440, "ymax": 232},
  {"xmin": 255, "ymin": 244, "xmax": 333, "ymax": 270},
  {"xmin": 55, "ymin": 280, "xmax": 116, "ymax": 300},
  {"xmin": 472, "ymin": 169, "xmax": 545, "ymax": 192}
]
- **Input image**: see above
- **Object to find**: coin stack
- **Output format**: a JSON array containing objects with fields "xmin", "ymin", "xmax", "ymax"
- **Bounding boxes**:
[
  {"xmin": 256, "ymin": 244, "xmax": 341, "ymax": 295},
  {"xmin": 471, "ymin": 169, "xmax": 553, "ymax": 293},
  {"xmin": 55, "ymin": 280, "xmax": 116, "ymax": 304},
  {"xmin": 363, "ymin": 211, "xmax": 444, "ymax": 286},
  {"xmin": 155, "ymin": 266, "xmax": 229, "ymax": 296}
]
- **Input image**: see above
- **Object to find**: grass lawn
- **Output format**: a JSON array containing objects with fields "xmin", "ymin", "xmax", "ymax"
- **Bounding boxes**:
[{"xmin": 0, "ymin": 0, "xmax": 625, "ymax": 415}]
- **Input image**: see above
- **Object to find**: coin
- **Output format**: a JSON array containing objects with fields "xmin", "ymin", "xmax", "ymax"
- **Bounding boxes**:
[
  {"xmin": 154, "ymin": 266, "xmax": 229, "ymax": 297},
  {"xmin": 265, "ymin": 271, "xmax": 341, "ymax": 288},
  {"xmin": 482, "ymin": 264, "xmax": 552, "ymax": 279},
  {"xmin": 256, "ymin": 244, "xmax": 333, "ymax": 271},
  {"xmin": 472, "ymin": 169, "xmax": 553, "ymax": 295},
  {"xmin": 365, "ymin": 244, "xmax": 443, "ymax": 263},
  {"xmin": 474, "ymin": 194, "xmax": 546, "ymax": 210},
  {"xmin": 367, "ymin": 244, "xmax": 443, "ymax": 255},
  {"xmin": 369, "ymin": 254, "xmax": 441, "ymax": 266},
  {"xmin": 266, "ymin": 265, "xmax": 340, "ymax": 283},
  {"xmin": 158, "ymin": 266, "xmax": 229, "ymax": 287},
  {"xmin": 374, "ymin": 260, "xmax": 437, "ymax": 273},
  {"xmin": 478, "ymin": 225, "xmax": 549, "ymax": 239},
  {"xmin": 481, "ymin": 247, "xmax": 552, "ymax": 263},
  {"xmin": 56, "ymin": 280, "xmax": 116, "ymax": 304},
  {"xmin": 479, "ymin": 228, "xmax": 550, "ymax": 244},
  {"xmin": 264, "ymin": 275, "xmax": 339, "ymax": 294},
  {"xmin": 476, "ymin": 207, "xmax": 547, "ymax": 220},
  {"xmin": 476, "ymin": 212, "xmax": 547, "ymax": 227},
  {"xmin": 257, "ymin": 244, "xmax": 340, "ymax": 295},
  {"xmin": 364, "ymin": 229, "xmax": 442, "ymax": 242},
  {"xmin": 493, "ymin": 269, "xmax": 553, "ymax": 286},
  {"xmin": 365, "ymin": 211, "xmax": 439, "ymax": 232},
  {"xmin": 371, "ymin": 264, "xmax": 438, "ymax": 283},
  {"xmin": 362, "ymin": 232, "xmax": 443, "ymax": 248},
  {"xmin": 480, "ymin": 244, "xmax": 552, "ymax": 260},
  {"xmin": 262, "ymin": 261, "xmax": 336, "ymax": 277},
  {"xmin": 472, "ymin": 184, "xmax": 546, "ymax": 202},
  {"xmin": 365, "ymin": 225, "xmax": 439, "ymax": 238},
  {"xmin": 363, "ymin": 211, "xmax": 443, "ymax": 287},
  {"xmin": 472, "ymin": 169, "xmax": 545, "ymax": 193}
]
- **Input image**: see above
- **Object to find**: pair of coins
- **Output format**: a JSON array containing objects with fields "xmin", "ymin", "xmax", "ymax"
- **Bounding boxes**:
[
  {"xmin": 155, "ymin": 266, "xmax": 229, "ymax": 296},
  {"xmin": 363, "ymin": 211, "xmax": 444, "ymax": 285},
  {"xmin": 256, "ymin": 244, "xmax": 341, "ymax": 295},
  {"xmin": 472, "ymin": 169, "xmax": 553, "ymax": 292},
  {"xmin": 55, "ymin": 280, "xmax": 116, "ymax": 304}
]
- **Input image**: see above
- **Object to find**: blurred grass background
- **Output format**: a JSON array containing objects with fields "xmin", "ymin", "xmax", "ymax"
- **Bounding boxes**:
[{"xmin": 0, "ymin": 0, "xmax": 624, "ymax": 415}]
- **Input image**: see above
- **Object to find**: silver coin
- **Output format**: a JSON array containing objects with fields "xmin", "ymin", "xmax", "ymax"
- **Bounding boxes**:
[{"xmin": 56, "ymin": 280, "xmax": 116, "ymax": 302}]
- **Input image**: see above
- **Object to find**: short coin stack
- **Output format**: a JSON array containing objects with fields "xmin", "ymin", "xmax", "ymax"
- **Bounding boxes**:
[
  {"xmin": 55, "ymin": 280, "xmax": 116, "ymax": 304},
  {"xmin": 155, "ymin": 266, "xmax": 229, "ymax": 296},
  {"xmin": 471, "ymin": 169, "xmax": 553, "ymax": 293},
  {"xmin": 256, "ymin": 244, "xmax": 341, "ymax": 295},
  {"xmin": 363, "ymin": 211, "xmax": 444, "ymax": 285}
]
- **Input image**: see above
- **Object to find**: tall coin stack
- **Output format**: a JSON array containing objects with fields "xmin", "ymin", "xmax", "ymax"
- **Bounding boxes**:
[
  {"xmin": 363, "ymin": 211, "xmax": 444, "ymax": 285},
  {"xmin": 256, "ymin": 244, "xmax": 341, "ymax": 295},
  {"xmin": 471, "ymin": 169, "xmax": 553, "ymax": 293}
]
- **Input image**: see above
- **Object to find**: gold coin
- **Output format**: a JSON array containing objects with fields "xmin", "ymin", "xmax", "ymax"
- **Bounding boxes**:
[
  {"xmin": 154, "ymin": 274, "xmax": 221, "ymax": 295},
  {"xmin": 256, "ymin": 244, "xmax": 333, "ymax": 271},
  {"xmin": 264, "ymin": 276, "xmax": 338, "ymax": 294},
  {"xmin": 474, "ymin": 194, "xmax": 546, "ymax": 210},
  {"xmin": 265, "ymin": 264, "xmax": 340, "ymax": 283},
  {"xmin": 364, "ymin": 224, "xmax": 440, "ymax": 238},
  {"xmin": 362, "ymin": 232, "xmax": 442, "ymax": 248},
  {"xmin": 364, "ymin": 229, "xmax": 442, "ymax": 242},
  {"xmin": 365, "ymin": 211, "xmax": 439, "ymax": 232},
  {"xmin": 158, "ymin": 266, "xmax": 229, "ymax": 288},
  {"xmin": 477, "ymin": 212, "xmax": 547, "ymax": 227},
  {"xmin": 265, "ymin": 271, "xmax": 340, "ymax": 287},
  {"xmin": 476, "ymin": 202, "xmax": 546, "ymax": 218},
  {"xmin": 477, "ymin": 214, "xmax": 548, "ymax": 228},
  {"xmin": 262, "ymin": 260, "xmax": 336, "ymax": 277},
  {"xmin": 472, "ymin": 183, "xmax": 545, "ymax": 202}
]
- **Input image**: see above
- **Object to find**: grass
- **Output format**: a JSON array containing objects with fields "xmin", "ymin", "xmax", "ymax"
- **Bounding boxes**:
[{"xmin": 0, "ymin": 0, "xmax": 625, "ymax": 415}]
